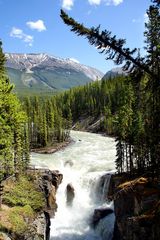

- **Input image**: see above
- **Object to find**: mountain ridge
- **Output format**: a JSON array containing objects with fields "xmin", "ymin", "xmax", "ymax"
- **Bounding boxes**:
[
  {"xmin": 102, "ymin": 67, "xmax": 127, "ymax": 79},
  {"xmin": 5, "ymin": 53, "xmax": 104, "ymax": 94}
]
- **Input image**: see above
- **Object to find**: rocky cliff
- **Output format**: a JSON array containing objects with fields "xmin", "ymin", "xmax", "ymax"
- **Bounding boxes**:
[
  {"xmin": 108, "ymin": 175, "xmax": 160, "ymax": 240},
  {"xmin": 30, "ymin": 169, "xmax": 63, "ymax": 240}
]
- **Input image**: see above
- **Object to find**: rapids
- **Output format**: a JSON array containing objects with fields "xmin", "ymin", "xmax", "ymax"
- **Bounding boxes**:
[{"xmin": 31, "ymin": 131, "xmax": 116, "ymax": 240}]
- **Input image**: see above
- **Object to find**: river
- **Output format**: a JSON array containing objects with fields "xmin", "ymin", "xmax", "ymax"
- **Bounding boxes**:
[{"xmin": 31, "ymin": 131, "xmax": 116, "ymax": 240}]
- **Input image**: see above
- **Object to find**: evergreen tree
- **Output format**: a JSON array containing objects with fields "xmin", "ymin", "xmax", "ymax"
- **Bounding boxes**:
[
  {"xmin": 143, "ymin": 0, "xmax": 160, "ymax": 175},
  {"xmin": 0, "ymin": 41, "xmax": 30, "ymax": 179}
]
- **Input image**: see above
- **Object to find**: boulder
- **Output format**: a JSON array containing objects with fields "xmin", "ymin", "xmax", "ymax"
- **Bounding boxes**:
[
  {"xmin": 66, "ymin": 183, "xmax": 75, "ymax": 206},
  {"xmin": 92, "ymin": 208, "xmax": 114, "ymax": 228},
  {"xmin": 64, "ymin": 160, "xmax": 74, "ymax": 167}
]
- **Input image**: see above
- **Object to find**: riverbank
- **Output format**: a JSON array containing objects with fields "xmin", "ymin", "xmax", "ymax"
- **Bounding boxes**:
[
  {"xmin": 31, "ymin": 138, "xmax": 73, "ymax": 154},
  {"xmin": 72, "ymin": 115, "xmax": 115, "ymax": 138},
  {"xmin": 72, "ymin": 115, "xmax": 105, "ymax": 133}
]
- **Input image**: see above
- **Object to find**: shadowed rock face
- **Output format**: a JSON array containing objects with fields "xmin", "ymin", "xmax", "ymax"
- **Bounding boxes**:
[
  {"xmin": 66, "ymin": 183, "xmax": 75, "ymax": 206},
  {"xmin": 91, "ymin": 208, "xmax": 114, "ymax": 228},
  {"xmin": 108, "ymin": 175, "xmax": 160, "ymax": 240}
]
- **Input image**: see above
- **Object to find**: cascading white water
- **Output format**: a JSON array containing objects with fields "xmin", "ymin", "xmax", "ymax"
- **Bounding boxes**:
[{"xmin": 31, "ymin": 131, "xmax": 116, "ymax": 240}]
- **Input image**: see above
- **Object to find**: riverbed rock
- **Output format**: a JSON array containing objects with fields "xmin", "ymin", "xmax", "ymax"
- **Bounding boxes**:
[
  {"xmin": 66, "ymin": 183, "xmax": 75, "ymax": 206},
  {"xmin": 64, "ymin": 160, "xmax": 74, "ymax": 167}
]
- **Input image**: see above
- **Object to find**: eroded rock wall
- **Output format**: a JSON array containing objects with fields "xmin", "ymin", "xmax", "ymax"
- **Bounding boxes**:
[
  {"xmin": 108, "ymin": 175, "xmax": 160, "ymax": 240},
  {"xmin": 38, "ymin": 170, "xmax": 63, "ymax": 239}
]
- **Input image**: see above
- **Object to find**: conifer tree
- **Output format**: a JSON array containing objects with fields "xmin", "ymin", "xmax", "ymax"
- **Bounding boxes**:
[
  {"xmin": 143, "ymin": 0, "xmax": 160, "ymax": 175},
  {"xmin": 0, "ymin": 40, "xmax": 29, "ymax": 179}
]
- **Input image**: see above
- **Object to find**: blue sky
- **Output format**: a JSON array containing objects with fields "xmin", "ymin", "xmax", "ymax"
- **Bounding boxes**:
[{"xmin": 0, "ymin": 0, "xmax": 151, "ymax": 73}]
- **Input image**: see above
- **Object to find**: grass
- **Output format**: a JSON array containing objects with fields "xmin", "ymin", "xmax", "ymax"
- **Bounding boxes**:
[
  {"xmin": 0, "ymin": 205, "xmax": 35, "ymax": 235},
  {"xmin": 0, "ymin": 175, "xmax": 46, "ymax": 236},
  {"xmin": 9, "ymin": 205, "xmax": 34, "ymax": 235},
  {"xmin": 3, "ymin": 176, "xmax": 45, "ymax": 211}
]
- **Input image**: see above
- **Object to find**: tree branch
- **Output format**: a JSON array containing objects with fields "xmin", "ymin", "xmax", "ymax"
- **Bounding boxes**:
[{"xmin": 60, "ymin": 10, "xmax": 153, "ymax": 77}]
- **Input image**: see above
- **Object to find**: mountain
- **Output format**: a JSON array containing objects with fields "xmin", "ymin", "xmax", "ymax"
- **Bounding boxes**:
[
  {"xmin": 102, "ymin": 67, "xmax": 127, "ymax": 79},
  {"xmin": 5, "ymin": 53, "xmax": 104, "ymax": 94}
]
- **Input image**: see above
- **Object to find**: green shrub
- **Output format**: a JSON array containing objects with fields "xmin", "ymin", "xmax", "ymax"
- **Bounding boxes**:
[
  {"xmin": 3, "ymin": 176, "xmax": 45, "ymax": 211},
  {"xmin": 9, "ymin": 207, "xmax": 28, "ymax": 235}
]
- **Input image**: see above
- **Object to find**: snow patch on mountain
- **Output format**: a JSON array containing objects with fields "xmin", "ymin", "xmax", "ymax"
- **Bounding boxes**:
[{"xmin": 5, "ymin": 53, "xmax": 104, "ymax": 81}]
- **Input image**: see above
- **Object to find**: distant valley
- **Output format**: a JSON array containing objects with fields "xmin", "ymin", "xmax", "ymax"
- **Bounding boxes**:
[{"xmin": 5, "ymin": 53, "xmax": 104, "ymax": 94}]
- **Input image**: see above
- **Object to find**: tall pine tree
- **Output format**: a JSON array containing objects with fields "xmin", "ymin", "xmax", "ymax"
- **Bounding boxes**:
[{"xmin": 0, "ymin": 41, "xmax": 30, "ymax": 180}]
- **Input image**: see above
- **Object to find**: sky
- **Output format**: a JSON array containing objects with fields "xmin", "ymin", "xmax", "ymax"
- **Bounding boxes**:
[{"xmin": 0, "ymin": 0, "xmax": 151, "ymax": 73}]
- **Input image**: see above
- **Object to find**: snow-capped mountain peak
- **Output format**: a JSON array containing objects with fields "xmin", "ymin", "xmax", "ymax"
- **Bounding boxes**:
[
  {"xmin": 5, "ymin": 53, "xmax": 104, "ymax": 93},
  {"xmin": 5, "ymin": 53, "xmax": 103, "ymax": 81}
]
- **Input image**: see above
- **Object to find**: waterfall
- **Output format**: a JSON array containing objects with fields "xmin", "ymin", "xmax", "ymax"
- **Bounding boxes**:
[
  {"xmin": 91, "ymin": 173, "xmax": 111, "ymax": 203},
  {"xmin": 101, "ymin": 174, "xmax": 112, "ymax": 202},
  {"xmin": 31, "ymin": 131, "xmax": 116, "ymax": 240},
  {"xmin": 91, "ymin": 174, "xmax": 115, "ymax": 240}
]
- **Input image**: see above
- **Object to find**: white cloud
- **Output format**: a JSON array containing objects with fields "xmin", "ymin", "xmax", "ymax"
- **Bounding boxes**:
[
  {"xmin": 62, "ymin": 0, "xmax": 122, "ymax": 10},
  {"xmin": 112, "ymin": 0, "xmax": 123, "ymax": 5},
  {"xmin": 69, "ymin": 57, "xmax": 80, "ymax": 63},
  {"xmin": 105, "ymin": 0, "xmax": 123, "ymax": 6},
  {"xmin": 10, "ymin": 28, "xmax": 23, "ymax": 38},
  {"xmin": 62, "ymin": 0, "xmax": 74, "ymax": 10},
  {"xmin": 26, "ymin": 20, "xmax": 46, "ymax": 32},
  {"xmin": 88, "ymin": 0, "xmax": 123, "ymax": 6},
  {"xmin": 88, "ymin": 0, "xmax": 101, "ymax": 5},
  {"xmin": 10, "ymin": 27, "xmax": 33, "ymax": 46}
]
